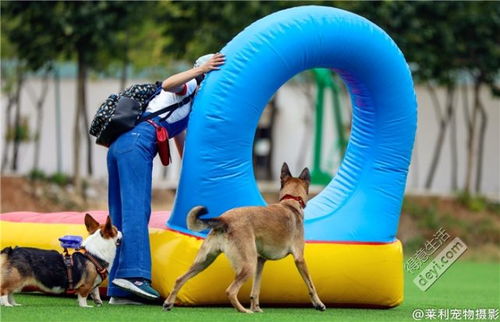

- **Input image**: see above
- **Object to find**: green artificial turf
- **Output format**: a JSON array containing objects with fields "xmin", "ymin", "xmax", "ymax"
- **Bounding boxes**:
[{"xmin": 1, "ymin": 261, "xmax": 498, "ymax": 322}]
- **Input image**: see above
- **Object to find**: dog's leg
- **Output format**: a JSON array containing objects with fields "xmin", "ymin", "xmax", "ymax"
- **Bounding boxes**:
[
  {"xmin": 225, "ymin": 240, "xmax": 256, "ymax": 314},
  {"xmin": 250, "ymin": 257, "xmax": 266, "ymax": 313},
  {"xmin": 7, "ymin": 293, "xmax": 21, "ymax": 306},
  {"xmin": 163, "ymin": 238, "xmax": 221, "ymax": 311},
  {"xmin": 292, "ymin": 251, "xmax": 326, "ymax": 311},
  {"xmin": 76, "ymin": 282, "xmax": 95, "ymax": 308},
  {"xmin": 77, "ymin": 294, "xmax": 93, "ymax": 308},
  {"xmin": 90, "ymin": 287, "xmax": 102, "ymax": 307},
  {"xmin": 225, "ymin": 265, "xmax": 254, "ymax": 313},
  {"xmin": 1, "ymin": 295, "xmax": 13, "ymax": 307}
]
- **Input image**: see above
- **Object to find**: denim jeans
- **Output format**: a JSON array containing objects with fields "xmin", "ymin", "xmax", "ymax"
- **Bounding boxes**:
[
  {"xmin": 106, "ymin": 114, "xmax": 190, "ymax": 297},
  {"xmin": 106, "ymin": 120, "xmax": 157, "ymax": 297}
]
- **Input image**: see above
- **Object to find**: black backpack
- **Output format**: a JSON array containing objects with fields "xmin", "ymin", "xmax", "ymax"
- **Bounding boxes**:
[{"xmin": 89, "ymin": 82, "xmax": 194, "ymax": 147}]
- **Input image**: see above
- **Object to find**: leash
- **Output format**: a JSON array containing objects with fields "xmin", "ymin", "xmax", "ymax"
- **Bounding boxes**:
[
  {"xmin": 62, "ymin": 249, "xmax": 76, "ymax": 294},
  {"xmin": 81, "ymin": 248, "xmax": 109, "ymax": 281},
  {"xmin": 61, "ymin": 248, "xmax": 108, "ymax": 294},
  {"xmin": 279, "ymin": 194, "xmax": 306, "ymax": 209}
]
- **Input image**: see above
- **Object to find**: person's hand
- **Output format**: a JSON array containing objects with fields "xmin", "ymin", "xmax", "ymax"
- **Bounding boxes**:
[{"xmin": 199, "ymin": 53, "xmax": 225, "ymax": 73}]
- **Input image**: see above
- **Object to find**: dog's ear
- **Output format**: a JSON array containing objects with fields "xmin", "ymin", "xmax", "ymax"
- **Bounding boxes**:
[
  {"xmin": 298, "ymin": 167, "xmax": 311, "ymax": 185},
  {"xmin": 102, "ymin": 216, "xmax": 116, "ymax": 238},
  {"xmin": 84, "ymin": 213, "xmax": 100, "ymax": 234},
  {"xmin": 104, "ymin": 216, "xmax": 113, "ymax": 233},
  {"xmin": 280, "ymin": 162, "xmax": 292, "ymax": 187}
]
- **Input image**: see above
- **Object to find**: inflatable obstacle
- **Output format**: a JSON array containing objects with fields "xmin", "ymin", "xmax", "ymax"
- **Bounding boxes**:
[
  {"xmin": 1, "ymin": 211, "xmax": 403, "ymax": 307},
  {"xmin": 1, "ymin": 6, "xmax": 416, "ymax": 307}
]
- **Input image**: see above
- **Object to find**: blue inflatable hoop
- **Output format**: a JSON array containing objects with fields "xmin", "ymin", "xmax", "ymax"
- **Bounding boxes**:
[{"xmin": 168, "ymin": 6, "xmax": 417, "ymax": 243}]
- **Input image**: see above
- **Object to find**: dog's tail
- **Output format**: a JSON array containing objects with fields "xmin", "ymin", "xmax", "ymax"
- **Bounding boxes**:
[{"xmin": 187, "ymin": 206, "xmax": 226, "ymax": 232}]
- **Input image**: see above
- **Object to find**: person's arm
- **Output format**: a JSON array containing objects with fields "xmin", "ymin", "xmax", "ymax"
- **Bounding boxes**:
[
  {"xmin": 162, "ymin": 53, "xmax": 225, "ymax": 93},
  {"xmin": 173, "ymin": 130, "xmax": 186, "ymax": 158}
]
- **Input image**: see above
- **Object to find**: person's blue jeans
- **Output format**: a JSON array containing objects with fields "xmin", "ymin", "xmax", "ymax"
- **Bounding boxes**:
[
  {"xmin": 106, "ymin": 120, "xmax": 157, "ymax": 297},
  {"xmin": 106, "ymin": 115, "xmax": 189, "ymax": 297}
]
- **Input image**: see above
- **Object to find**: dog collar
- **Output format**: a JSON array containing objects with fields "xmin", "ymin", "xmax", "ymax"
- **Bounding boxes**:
[{"xmin": 280, "ymin": 194, "xmax": 306, "ymax": 209}]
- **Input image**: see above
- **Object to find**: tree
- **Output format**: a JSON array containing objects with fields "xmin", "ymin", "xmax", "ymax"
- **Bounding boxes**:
[
  {"xmin": 341, "ymin": 2, "xmax": 499, "ymax": 195},
  {"xmin": 454, "ymin": 2, "xmax": 500, "ymax": 194},
  {"xmin": 342, "ymin": 2, "xmax": 462, "ymax": 190},
  {"xmin": 157, "ymin": 1, "xmax": 314, "ymax": 60},
  {"xmin": 9, "ymin": 63, "xmax": 26, "ymax": 172},
  {"xmin": 25, "ymin": 70, "xmax": 51, "ymax": 172},
  {"xmin": 56, "ymin": 1, "xmax": 149, "ymax": 189},
  {"xmin": 0, "ymin": 7, "xmax": 35, "ymax": 173},
  {"xmin": 0, "ymin": 60, "xmax": 23, "ymax": 173},
  {"xmin": 1, "ymin": 1, "xmax": 153, "ymax": 191}
]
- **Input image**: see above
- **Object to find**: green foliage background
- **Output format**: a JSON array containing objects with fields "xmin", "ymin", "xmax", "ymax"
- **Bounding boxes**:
[{"xmin": 2, "ymin": 1, "xmax": 498, "ymax": 86}]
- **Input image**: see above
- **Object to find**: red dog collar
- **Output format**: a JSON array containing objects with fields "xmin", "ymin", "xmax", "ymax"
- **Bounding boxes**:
[{"xmin": 279, "ymin": 194, "xmax": 306, "ymax": 209}]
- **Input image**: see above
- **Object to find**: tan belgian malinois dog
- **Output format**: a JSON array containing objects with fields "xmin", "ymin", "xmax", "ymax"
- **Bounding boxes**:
[{"xmin": 163, "ymin": 162, "xmax": 325, "ymax": 313}]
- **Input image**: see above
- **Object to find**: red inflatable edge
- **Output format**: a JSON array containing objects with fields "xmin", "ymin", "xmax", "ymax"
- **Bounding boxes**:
[{"xmin": 0, "ymin": 211, "xmax": 170, "ymax": 229}]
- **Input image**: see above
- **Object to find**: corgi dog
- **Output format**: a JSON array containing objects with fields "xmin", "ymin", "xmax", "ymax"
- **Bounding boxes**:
[{"xmin": 0, "ymin": 214, "xmax": 122, "ymax": 308}]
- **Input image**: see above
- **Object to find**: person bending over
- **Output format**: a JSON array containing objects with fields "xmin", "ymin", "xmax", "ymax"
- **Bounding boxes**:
[{"xmin": 107, "ymin": 53, "xmax": 225, "ymax": 304}]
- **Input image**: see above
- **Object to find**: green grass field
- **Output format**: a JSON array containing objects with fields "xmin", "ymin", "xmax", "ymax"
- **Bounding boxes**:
[{"xmin": 1, "ymin": 261, "xmax": 498, "ymax": 322}]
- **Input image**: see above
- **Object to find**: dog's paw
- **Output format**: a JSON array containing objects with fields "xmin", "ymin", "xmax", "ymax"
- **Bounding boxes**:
[
  {"xmin": 162, "ymin": 302, "xmax": 174, "ymax": 311},
  {"xmin": 314, "ymin": 303, "xmax": 326, "ymax": 311},
  {"xmin": 240, "ymin": 309, "xmax": 254, "ymax": 314},
  {"xmin": 80, "ymin": 305, "xmax": 94, "ymax": 308},
  {"xmin": 251, "ymin": 306, "xmax": 264, "ymax": 313}
]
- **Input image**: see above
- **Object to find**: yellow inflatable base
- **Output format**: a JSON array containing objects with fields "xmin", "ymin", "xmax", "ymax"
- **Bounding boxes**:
[{"xmin": 1, "ymin": 220, "xmax": 403, "ymax": 307}]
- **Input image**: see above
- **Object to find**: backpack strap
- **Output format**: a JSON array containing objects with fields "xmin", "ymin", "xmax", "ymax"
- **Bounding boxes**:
[
  {"xmin": 142, "ymin": 81, "xmax": 163, "ymax": 107},
  {"xmin": 137, "ymin": 90, "xmax": 196, "ymax": 123}
]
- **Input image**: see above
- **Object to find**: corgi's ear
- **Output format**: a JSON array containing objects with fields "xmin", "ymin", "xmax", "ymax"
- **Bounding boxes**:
[
  {"xmin": 298, "ymin": 167, "xmax": 311, "ymax": 185},
  {"xmin": 280, "ymin": 162, "xmax": 292, "ymax": 187},
  {"xmin": 104, "ymin": 216, "xmax": 113, "ymax": 234},
  {"xmin": 84, "ymin": 213, "xmax": 100, "ymax": 234}
]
